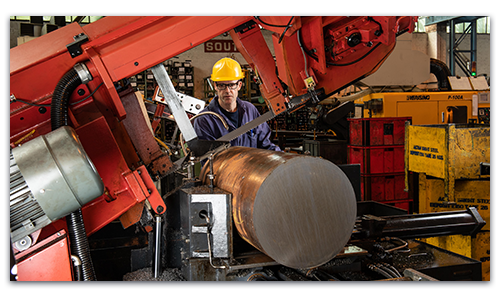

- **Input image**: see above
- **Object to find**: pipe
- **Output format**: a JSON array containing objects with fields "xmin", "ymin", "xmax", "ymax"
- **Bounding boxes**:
[
  {"xmin": 381, "ymin": 237, "xmax": 408, "ymax": 253},
  {"xmin": 200, "ymin": 211, "xmax": 227, "ymax": 270},
  {"xmin": 430, "ymin": 58, "xmax": 451, "ymax": 90},
  {"xmin": 376, "ymin": 263, "xmax": 398, "ymax": 278},
  {"xmin": 247, "ymin": 273, "xmax": 268, "ymax": 281},
  {"xmin": 382, "ymin": 263, "xmax": 402, "ymax": 278},
  {"xmin": 71, "ymin": 255, "xmax": 83, "ymax": 281},
  {"xmin": 367, "ymin": 264, "xmax": 393, "ymax": 279},
  {"xmin": 355, "ymin": 208, "xmax": 486, "ymax": 240},
  {"xmin": 379, "ymin": 208, "xmax": 485, "ymax": 239},
  {"xmin": 51, "ymin": 65, "xmax": 96, "ymax": 281},
  {"xmin": 190, "ymin": 111, "xmax": 229, "ymax": 130}
]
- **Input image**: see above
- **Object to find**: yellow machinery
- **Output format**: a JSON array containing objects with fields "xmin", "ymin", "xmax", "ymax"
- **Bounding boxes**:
[
  {"xmin": 405, "ymin": 123, "xmax": 490, "ymax": 280},
  {"xmin": 354, "ymin": 90, "xmax": 490, "ymax": 125},
  {"xmin": 405, "ymin": 124, "xmax": 490, "ymax": 203}
]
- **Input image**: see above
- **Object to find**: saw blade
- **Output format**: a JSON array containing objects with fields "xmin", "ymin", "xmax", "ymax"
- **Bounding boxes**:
[{"xmin": 217, "ymin": 110, "xmax": 275, "ymax": 142}]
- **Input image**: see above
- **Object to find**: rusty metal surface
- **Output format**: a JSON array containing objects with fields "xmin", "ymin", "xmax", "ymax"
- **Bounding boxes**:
[
  {"xmin": 119, "ymin": 201, "xmax": 145, "ymax": 229},
  {"xmin": 200, "ymin": 147, "xmax": 357, "ymax": 269},
  {"xmin": 120, "ymin": 88, "xmax": 174, "ymax": 178}
]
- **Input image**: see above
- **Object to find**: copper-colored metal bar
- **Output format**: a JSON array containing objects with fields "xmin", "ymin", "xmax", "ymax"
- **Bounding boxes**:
[{"xmin": 200, "ymin": 147, "xmax": 357, "ymax": 269}]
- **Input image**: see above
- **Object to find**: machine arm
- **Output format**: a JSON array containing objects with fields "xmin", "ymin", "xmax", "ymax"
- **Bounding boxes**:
[{"xmin": 353, "ymin": 207, "xmax": 486, "ymax": 240}]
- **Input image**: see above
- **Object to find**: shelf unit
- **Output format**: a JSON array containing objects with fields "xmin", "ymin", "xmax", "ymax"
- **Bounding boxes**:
[
  {"xmin": 130, "ymin": 60, "xmax": 194, "ymax": 100},
  {"xmin": 166, "ymin": 60, "xmax": 194, "ymax": 97}
]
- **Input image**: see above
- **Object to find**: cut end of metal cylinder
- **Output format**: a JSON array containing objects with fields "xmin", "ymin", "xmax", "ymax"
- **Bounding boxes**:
[{"xmin": 253, "ymin": 156, "xmax": 357, "ymax": 269}]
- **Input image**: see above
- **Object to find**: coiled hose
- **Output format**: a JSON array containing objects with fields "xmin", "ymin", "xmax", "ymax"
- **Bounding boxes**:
[
  {"xmin": 51, "ymin": 67, "xmax": 96, "ymax": 281},
  {"xmin": 51, "ymin": 69, "xmax": 82, "ymax": 130},
  {"xmin": 66, "ymin": 209, "xmax": 95, "ymax": 281}
]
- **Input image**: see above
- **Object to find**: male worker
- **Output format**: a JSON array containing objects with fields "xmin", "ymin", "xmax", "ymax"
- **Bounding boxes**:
[{"xmin": 194, "ymin": 58, "xmax": 280, "ymax": 151}]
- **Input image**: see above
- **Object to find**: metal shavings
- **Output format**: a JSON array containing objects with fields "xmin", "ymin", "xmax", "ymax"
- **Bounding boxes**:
[{"xmin": 123, "ymin": 267, "xmax": 186, "ymax": 281}]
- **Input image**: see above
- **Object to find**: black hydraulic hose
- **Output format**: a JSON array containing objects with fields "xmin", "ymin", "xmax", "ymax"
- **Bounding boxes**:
[
  {"xmin": 254, "ymin": 16, "xmax": 290, "ymax": 28},
  {"xmin": 66, "ymin": 209, "xmax": 96, "ymax": 281},
  {"xmin": 430, "ymin": 58, "xmax": 452, "ymax": 91},
  {"xmin": 51, "ymin": 67, "xmax": 96, "ymax": 281},
  {"xmin": 278, "ymin": 16, "xmax": 295, "ymax": 44},
  {"xmin": 51, "ymin": 69, "xmax": 81, "ymax": 130}
]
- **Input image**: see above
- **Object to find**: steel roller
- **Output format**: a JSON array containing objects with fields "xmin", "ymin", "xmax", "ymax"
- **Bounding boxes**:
[{"xmin": 200, "ymin": 146, "xmax": 356, "ymax": 269}]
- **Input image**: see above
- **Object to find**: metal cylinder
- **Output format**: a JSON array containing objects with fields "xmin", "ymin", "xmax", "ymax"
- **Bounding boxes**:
[
  {"xmin": 200, "ymin": 147, "xmax": 357, "ymax": 269},
  {"xmin": 10, "ymin": 126, "xmax": 104, "ymax": 243},
  {"xmin": 154, "ymin": 215, "xmax": 162, "ymax": 278},
  {"xmin": 379, "ymin": 208, "xmax": 486, "ymax": 239}
]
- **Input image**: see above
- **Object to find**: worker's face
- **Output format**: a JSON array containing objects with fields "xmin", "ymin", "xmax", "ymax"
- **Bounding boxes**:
[{"xmin": 215, "ymin": 80, "xmax": 241, "ymax": 111}]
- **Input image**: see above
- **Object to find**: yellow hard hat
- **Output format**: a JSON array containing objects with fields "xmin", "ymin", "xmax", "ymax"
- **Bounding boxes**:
[{"xmin": 211, "ymin": 58, "xmax": 245, "ymax": 81}]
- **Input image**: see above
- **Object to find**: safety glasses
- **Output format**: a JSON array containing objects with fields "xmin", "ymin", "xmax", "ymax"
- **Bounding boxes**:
[{"xmin": 215, "ymin": 82, "xmax": 239, "ymax": 90}]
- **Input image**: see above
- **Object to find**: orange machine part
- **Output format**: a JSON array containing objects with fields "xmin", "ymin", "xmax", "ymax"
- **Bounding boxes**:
[{"xmin": 15, "ymin": 229, "xmax": 73, "ymax": 281}]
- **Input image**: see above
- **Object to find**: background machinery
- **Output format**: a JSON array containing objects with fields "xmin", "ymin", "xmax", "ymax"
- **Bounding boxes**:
[{"xmin": 10, "ymin": 16, "xmax": 486, "ymax": 281}]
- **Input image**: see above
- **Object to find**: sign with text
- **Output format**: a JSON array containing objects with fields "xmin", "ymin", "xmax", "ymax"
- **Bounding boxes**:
[{"xmin": 204, "ymin": 40, "xmax": 238, "ymax": 53}]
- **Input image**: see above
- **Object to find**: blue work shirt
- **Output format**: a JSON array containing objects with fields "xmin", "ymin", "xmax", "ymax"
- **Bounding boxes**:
[{"xmin": 193, "ymin": 96, "xmax": 281, "ymax": 151}]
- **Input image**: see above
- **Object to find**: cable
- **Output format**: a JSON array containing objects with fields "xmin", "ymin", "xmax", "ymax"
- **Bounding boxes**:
[
  {"xmin": 69, "ymin": 82, "xmax": 104, "ymax": 105},
  {"xmin": 178, "ymin": 111, "xmax": 230, "ymax": 157},
  {"xmin": 291, "ymin": 16, "xmax": 393, "ymax": 68},
  {"xmin": 297, "ymin": 28, "xmax": 319, "ymax": 62},
  {"xmin": 10, "ymin": 98, "xmax": 50, "ymax": 107},
  {"xmin": 254, "ymin": 16, "xmax": 291, "ymax": 28},
  {"xmin": 278, "ymin": 16, "xmax": 295, "ymax": 44},
  {"xmin": 325, "ymin": 17, "xmax": 382, "ymax": 65},
  {"xmin": 11, "ymin": 82, "xmax": 104, "ymax": 108},
  {"xmin": 190, "ymin": 111, "xmax": 229, "ymax": 130},
  {"xmin": 327, "ymin": 42, "xmax": 382, "ymax": 67},
  {"xmin": 155, "ymin": 136, "xmax": 172, "ymax": 155},
  {"xmin": 297, "ymin": 30, "xmax": 310, "ymax": 77},
  {"xmin": 293, "ymin": 17, "xmax": 384, "ymax": 67},
  {"xmin": 367, "ymin": 17, "xmax": 383, "ymax": 36}
]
